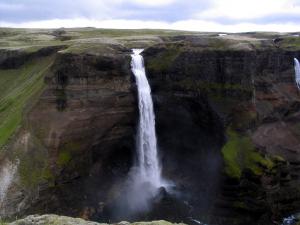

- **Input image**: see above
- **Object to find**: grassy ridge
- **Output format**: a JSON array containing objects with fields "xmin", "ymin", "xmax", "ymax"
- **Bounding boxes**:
[{"xmin": 0, "ymin": 55, "xmax": 55, "ymax": 149}]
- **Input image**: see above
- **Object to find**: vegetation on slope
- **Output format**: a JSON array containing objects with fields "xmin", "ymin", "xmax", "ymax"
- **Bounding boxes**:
[
  {"xmin": 222, "ymin": 128, "xmax": 274, "ymax": 178},
  {"xmin": 277, "ymin": 36, "xmax": 300, "ymax": 50},
  {"xmin": 0, "ymin": 55, "xmax": 55, "ymax": 149}
]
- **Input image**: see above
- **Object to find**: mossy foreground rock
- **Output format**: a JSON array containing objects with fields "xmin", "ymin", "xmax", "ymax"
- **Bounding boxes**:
[{"xmin": 8, "ymin": 215, "xmax": 185, "ymax": 225}]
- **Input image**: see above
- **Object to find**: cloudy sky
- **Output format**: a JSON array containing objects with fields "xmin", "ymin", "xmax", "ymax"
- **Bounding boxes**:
[{"xmin": 0, "ymin": 0, "xmax": 300, "ymax": 32}]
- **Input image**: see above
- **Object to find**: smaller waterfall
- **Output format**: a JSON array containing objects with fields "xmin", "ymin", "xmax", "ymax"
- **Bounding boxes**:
[
  {"xmin": 0, "ymin": 161, "xmax": 18, "ymax": 204},
  {"xmin": 294, "ymin": 58, "xmax": 300, "ymax": 90}
]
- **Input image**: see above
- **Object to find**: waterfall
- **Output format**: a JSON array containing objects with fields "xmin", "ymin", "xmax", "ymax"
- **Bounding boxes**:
[
  {"xmin": 113, "ymin": 49, "xmax": 169, "ymax": 218},
  {"xmin": 113, "ymin": 49, "xmax": 168, "ymax": 216},
  {"xmin": 131, "ymin": 49, "xmax": 164, "ymax": 188},
  {"xmin": 0, "ymin": 161, "xmax": 18, "ymax": 205},
  {"xmin": 294, "ymin": 58, "xmax": 300, "ymax": 90}
]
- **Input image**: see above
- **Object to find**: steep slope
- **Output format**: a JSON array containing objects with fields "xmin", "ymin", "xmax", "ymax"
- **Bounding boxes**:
[
  {"xmin": 0, "ymin": 43, "xmax": 138, "ymax": 221},
  {"xmin": 0, "ymin": 46, "xmax": 64, "ymax": 148}
]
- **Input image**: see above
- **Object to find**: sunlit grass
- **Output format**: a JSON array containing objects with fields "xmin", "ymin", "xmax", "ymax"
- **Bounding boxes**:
[{"xmin": 0, "ymin": 55, "xmax": 55, "ymax": 149}]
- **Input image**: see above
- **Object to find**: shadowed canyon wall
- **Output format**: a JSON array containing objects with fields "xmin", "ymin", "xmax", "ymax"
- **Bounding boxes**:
[{"xmin": 143, "ymin": 37, "xmax": 300, "ymax": 224}]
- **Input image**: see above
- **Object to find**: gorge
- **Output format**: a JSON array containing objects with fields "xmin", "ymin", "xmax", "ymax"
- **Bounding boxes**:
[{"xmin": 0, "ymin": 28, "xmax": 300, "ymax": 225}]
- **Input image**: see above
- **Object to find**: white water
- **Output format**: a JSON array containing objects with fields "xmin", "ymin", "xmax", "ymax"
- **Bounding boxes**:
[
  {"xmin": 131, "ymin": 49, "xmax": 164, "ymax": 188},
  {"xmin": 0, "ymin": 161, "xmax": 18, "ymax": 205},
  {"xmin": 112, "ymin": 49, "xmax": 169, "ymax": 218},
  {"xmin": 294, "ymin": 58, "xmax": 300, "ymax": 90},
  {"xmin": 281, "ymin": 214, "xmax": 300, "ymax": 225}
]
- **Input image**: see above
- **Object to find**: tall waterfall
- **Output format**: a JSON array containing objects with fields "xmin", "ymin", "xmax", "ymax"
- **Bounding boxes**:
[
  {"xmin": 112, "ymin": 49, "xmax": 168, "ymax": 216},
  {"xmin": 294, "ymin": 58, "xmax": 300, "ymax": 90},
  {"xmin": 131, "ymin": 49, "xmax": 164, "ymax": 188}
]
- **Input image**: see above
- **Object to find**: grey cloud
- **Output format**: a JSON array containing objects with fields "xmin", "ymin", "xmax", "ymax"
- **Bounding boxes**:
[{"xmin": 0, "ymin": 0, "xmax": 212, "ymax": 23}]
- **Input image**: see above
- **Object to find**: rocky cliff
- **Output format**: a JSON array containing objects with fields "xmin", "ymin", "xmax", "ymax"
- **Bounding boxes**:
[
  {"xmin": 0, "ymin": 28, "xmax": 300, "ymax": 225},
  {"xmin": 143, "ymin": 35, "xmax": 300, "ymax": 225},
  {"xmin": 0, "ymin": 40, "xmax": 137, "ymax": 221}
]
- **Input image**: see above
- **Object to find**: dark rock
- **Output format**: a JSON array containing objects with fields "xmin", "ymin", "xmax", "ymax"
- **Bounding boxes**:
[{"xmin": 0, "ymin": 45, "xmax": 65, "ymax": 69}]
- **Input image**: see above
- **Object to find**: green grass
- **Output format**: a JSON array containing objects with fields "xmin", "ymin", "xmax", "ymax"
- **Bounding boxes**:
[
  {"xmin": 0, "ymin": 55, "xmax": 55, "ymax": 149},
  {"xmin": 57, "ymin": 151, "xmax": 71, "ymax": 167},
  {"xmin": 72, "ymin": 28, "xmax": 198, "ymax": 38},
  {"xmin": 278, "ymin": 37, "xmax": 300, "ymax": 49},
  {"xmin": 222, "ymin": 128, "xmax": 274, "ymax": 178},
  {"xmin": 61, "ymin": 42, "xmax": 119, "ymax": 54},
  {"xmin": 0, "ymin": 27, "xmax": 197, "ymax": 50},
  {"xmin": 12, "ymin": 128, "xmax": 55, "ymax": 189},
  {"xmin": 57, "ymin": 142, "xmax": 82, "ymax": 167}
]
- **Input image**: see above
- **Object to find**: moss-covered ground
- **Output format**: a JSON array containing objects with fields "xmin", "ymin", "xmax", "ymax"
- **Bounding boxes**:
[
  {"xmin": 277, "ymin": 36, "xmax": 300, "ymax": 50},
  {"xmin": 222, "ymin": 128, "xmax": 274, "ymax": 178},
  {"xmin": 17, "ymin": 142, "xmax": 53, "ymax": 188},
  {"xmin": 1, "ymin": 28, "xmax": 298, "ymax": 55}
]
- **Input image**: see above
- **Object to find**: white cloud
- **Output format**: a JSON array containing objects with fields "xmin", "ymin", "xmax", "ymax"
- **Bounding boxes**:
[
  {"xmin": 171, "ymin": 19, "xmax": 300, "ymax": 32},
  {"xmin": 196, "ymin": 0, "xmax": 300, "ymax": 20},
  {"xmin": 1, "ymin": 18, "xmax": 299, "ymax": 32},
  {"xmin": 128, "ymin": 0, "xmax": 177, "ymax": 7},
  {"xmin": 0, "ymin": 0, "xmax": 300, "ymax": 31}
]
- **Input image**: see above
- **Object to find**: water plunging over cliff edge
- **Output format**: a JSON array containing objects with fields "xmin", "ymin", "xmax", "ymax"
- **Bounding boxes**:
[
  {"xmin": 114, "ymin": 49, "xmax": 170, "ymax": 216},
  {"xmin": 131, "ymin": 49, "xmax": 164, "ymax": 188},
  {"xmin": 294, "ymin": 58, "xmax": 300, "ymax": 90}
]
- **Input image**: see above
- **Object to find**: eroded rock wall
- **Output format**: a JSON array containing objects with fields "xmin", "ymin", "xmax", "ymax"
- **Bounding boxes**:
[
  {"xmin": 1, "ymin": 46, "xmax": 137, "ymax": 219},
  {"xmin": 143, "ymin": 40, "xmax": 300, "ymax": 224}
]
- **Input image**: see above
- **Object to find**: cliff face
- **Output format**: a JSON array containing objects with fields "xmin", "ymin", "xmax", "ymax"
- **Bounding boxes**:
[
  {"xmin": 0, "ymin": 44, "xmax": 138, "ymax": 219},
  {"xmin": 143, "ymin": 37, "xmax": 300, "ymax": 224},
  {"xmin": 1, "ymin": 29, "xmax": 300, "ymax": 225},
  {"xmin": 0, "ymin": 46, "xmax": 64, "ymax": 69}
]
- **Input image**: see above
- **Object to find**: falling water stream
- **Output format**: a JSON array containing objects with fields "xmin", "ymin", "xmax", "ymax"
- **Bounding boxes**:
[
  {"xmin": 115, "ymin": 49, "xmax": 169, "ymax": 215},
  {"xmin": 0, "ymin": 161, "xmax": 18, "ymax": 208},
  {"xmin": 294, "ymin": 58, "xmax": 300, "ymax": 90},
  {"xmin": 131, "ymin": 49, "xmax": 165, "ymax": 188}
]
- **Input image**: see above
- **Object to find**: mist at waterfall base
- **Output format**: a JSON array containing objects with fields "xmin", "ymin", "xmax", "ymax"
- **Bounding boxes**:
[
  {"xmin": 110, "ymin": 49, "xmax": 172, "ymax": 220},
  {"xmin": 294, "ymin": 58, "xmax": 300, "ymax": 90}
]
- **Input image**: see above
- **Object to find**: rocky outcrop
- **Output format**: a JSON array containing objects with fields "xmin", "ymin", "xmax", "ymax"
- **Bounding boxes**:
[
  {"xmin": 8, "ymin": 214, "xmax": 186, "ymax": 225},
  {"xmin": 0, "ymin": 46, "xmax": 64, "ymax": 69}
]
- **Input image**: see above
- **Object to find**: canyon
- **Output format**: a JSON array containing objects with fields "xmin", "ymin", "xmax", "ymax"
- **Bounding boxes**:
[{"xmin": 0, "ymin": 28, "xmax": 300, "ymax": 225}]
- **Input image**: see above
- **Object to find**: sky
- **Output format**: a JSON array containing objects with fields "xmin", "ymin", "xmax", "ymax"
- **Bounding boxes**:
[{"xmin": 0, "ymin": 0, "xmax": 300, "ymax": 32}]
